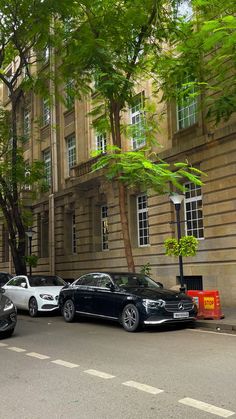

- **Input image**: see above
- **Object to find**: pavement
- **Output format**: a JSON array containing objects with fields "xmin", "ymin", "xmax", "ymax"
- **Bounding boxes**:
[{"xmin": 195, "ymin": 307, "xmax": 236, "ymax": 332}]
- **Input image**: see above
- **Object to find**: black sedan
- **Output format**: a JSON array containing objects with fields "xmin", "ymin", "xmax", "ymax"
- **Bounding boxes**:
[
  {"xmin": 59, "ymin": 272, "xmax": 197, "ymax": 332},
  {"xmin": 0, "ymin": 288, "xmax": 17, "ymax": 338}
]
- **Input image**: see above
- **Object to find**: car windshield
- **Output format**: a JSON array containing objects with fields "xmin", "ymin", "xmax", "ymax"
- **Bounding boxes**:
[
  {"xmin": 28, "ymin": 276, "xmax": 66, "ymax": 287},
  {"xmin": 111, "ymin": 274, "xmax": 161, "ymax": 289}
]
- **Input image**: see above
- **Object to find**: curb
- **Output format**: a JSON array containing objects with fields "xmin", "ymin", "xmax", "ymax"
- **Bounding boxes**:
[{"xmin": 196, "ymin": 320, "xmax": 236, "ymax": 332}]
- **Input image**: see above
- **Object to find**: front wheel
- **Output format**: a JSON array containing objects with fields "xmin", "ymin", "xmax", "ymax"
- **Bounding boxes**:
[
  {"xmin": 121, "ymin": 304, "xmax": 140, "ymax": 332},
  {"xmin": 63, "ymin": 299, "xmax": 75, "ymax": 322},
  {"xmin": 29, "ymin": 297, "xmax": 38, "ymax": 317}
]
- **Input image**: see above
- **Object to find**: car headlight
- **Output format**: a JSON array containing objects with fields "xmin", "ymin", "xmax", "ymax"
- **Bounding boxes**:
[
  {"xmin": 39, "ymin": 294, "xmax": 54, "ymax": 301},
  {"xmin": 4, "ymin": 299, "xmax": 14, "ymax": 311},
  {"xmin": 142, "ymin": 299, "xmax": 166, "ymax": 309}
]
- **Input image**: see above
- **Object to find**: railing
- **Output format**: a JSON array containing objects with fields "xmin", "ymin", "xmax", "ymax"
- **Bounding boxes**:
[{"xmin": 71, "ymin": 156, "xmax": 101, "ymax": 178}]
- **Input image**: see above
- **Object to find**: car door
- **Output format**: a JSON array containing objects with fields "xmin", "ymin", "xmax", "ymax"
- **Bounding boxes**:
[
  {"xmin": 92, "ymin": 273, "xmax": 121, "ymax": 318},
  {"xmin": 4, "ymin": 276, "xmax": 23, "ymax": 307},
  {"xmin": 73, "ymin": 274, "xmax": 97, "ymax": 314},
  {"xmin": 14, "ymin": 276, "xmax": 30, "ymax": 309}
]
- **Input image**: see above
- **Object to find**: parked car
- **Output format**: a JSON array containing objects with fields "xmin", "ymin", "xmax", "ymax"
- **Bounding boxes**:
[
  {"xmin": 3, "ymin": 275, "xmax": 67, "ymax": 317},
  {"xmin": 0, "ymin": 272, "xmax": 13, "ymax": 288},
  {"xmin": 59, "ymin": 272, "xmax": 198, "ymax": 332},
  {"xmin": 0, "ymin": 288, "xmax": 17, "ymax": 338}
]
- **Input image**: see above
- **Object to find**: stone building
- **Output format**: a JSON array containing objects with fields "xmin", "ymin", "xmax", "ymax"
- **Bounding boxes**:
[{"xmin": 1, "ymin": 52, "xmax": 236, "ymax": 307}]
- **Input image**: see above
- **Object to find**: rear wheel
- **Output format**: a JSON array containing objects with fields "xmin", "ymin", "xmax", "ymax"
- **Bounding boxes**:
[
  {"xmin": 63, "ymin": 299, "xmax": 75, "ymax": 322},
  {"xmin": 121, "ymin": 304, "xmax": 140, "ymax": 332},
  {"xmin": 29, "ymin": 297, "xmax": 38, "ymax": 317}
]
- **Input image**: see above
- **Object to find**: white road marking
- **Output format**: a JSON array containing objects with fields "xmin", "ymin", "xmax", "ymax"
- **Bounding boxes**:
[
  {"xmin": 84, "ymin": 369, "xmax": 115, "ymax": 379},
  {"xmin": 26, "ymin": 352, "xmax": 50, "ymax": 360},
  {"xmin": 179, "ymin": 398, "xmax": 235, "ymax": 418},
  {"xmin": 8, "ymin": 347, "xmax": 26, "ymax": 353},
  {"xmin": 51, "ymin": 359, "xmax": 79, "ymax": 368},
  {"xmin": 0, "ymin": 342, "xmax": 8, "ymax": 347},
  {"xmin": 189, "ymin": 329, "xmax": 236, "ymax": 337},
  {"xmin": 122, "ymin": 380, "xmax": 164, "ymax": 395}
]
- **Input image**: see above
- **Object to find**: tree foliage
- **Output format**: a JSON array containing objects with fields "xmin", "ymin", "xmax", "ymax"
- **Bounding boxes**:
[{"xmin": 156, "ymin": 0, "xmax": 236, "ymax": 123}]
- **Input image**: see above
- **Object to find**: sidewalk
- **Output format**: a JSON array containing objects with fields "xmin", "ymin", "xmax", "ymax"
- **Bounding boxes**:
[{"xmin": 195, "ymin": 307, "xmax": 236, "ymax": 332}]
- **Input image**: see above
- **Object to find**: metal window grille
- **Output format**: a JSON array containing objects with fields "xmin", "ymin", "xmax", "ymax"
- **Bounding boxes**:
[
  {"xmin": 184, "ymin": 182, "xmax": 204, "ymax": 239},
  {"xmin": 24, "ymin": 109, "xmax": 30, "ymax": 138},
  {"xmin": 43, "ymin": 149, "xmax": 51, "ymax": 186},
  {"xmin": 67, "ymin": 135, "xmax": 76, "ymax": 173},
  {"xmin": 96, "ymin": 133, "xmax": 107, "ymax": 152},
  {"xmin": 137, "ymin": 194, "xmax": 149, "ymax": 246},
  {"xmin": 130, "ymin": 93, "xmax": 146, "ymax": 150},
  {"xmin": 72, "ymin": 212, "xmax": 77, "ymax": 254},
  {"xmin": 66, "ymin": 79, "xmax": 74, "ymax": 109},
  {"xmin": 101, "ymin": 205, "xmax": 109, "ymax": 251},
  {"xmin": 177, "ymin": 79, "xmax": 197, "ymax": 130},
  {"xmin": 42, "ymin": 98, "xmax": 50, "ymax": 125}
]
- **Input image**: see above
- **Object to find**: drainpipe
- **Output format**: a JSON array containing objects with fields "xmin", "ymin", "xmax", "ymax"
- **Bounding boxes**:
[{"xmin": 49, "ymin": 18, "xmax": 58, "ymax": 275}]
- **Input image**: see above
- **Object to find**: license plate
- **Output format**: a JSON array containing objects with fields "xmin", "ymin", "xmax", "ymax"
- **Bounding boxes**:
[{"xmin": 173, "ymin": 312, "xmax": 189, "ymax": 319}]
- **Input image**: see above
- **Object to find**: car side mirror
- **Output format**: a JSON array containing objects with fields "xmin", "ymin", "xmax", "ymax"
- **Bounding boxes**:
[
  {"xmin": 0, "ymin": 287, "xmax": 5, "ymax": 293},
  {"xmin": 157, "ymin": 282, "xmax": 163, "ymax": 288},
  {"xmin": 105, "ymin": 282, "xmax": 115, "ymax": 291},
  {"xmin": 20, "ymin": 282, "xmax": 27, "ymax": 288}
]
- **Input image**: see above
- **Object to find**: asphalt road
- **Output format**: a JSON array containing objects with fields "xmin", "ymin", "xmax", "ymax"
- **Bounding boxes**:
[{"xmin": 1, "ymin": 313, "xmax": 236, "ymax": 419}]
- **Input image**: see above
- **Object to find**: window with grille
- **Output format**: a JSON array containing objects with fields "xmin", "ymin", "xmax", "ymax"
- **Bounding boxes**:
[
  {"xmin": 184, "ymin": 182, "xmax": 204, "ymax": 239},
  {"xmin": 96, "ymin": 133, "xmax": 107, "ymax": 153},
  {"xmin": 177, "ymin": 78, "xmax": 197, "ymax": 130},
  {"xmin": 130, "ymin": 93, "xmax": 146, "ymax": 150},
  {"xmin": 66, "ymin": 134, "xmax": 76, "ymax": 175},
  {"xmin": 101, "ymin": 205, "xmax": 109, "ymax": 251},
  {"xmin": 72, "ymin": 212, "xmax": 77, "ymax": 254},
  {"xmin": 137, "ymin": 194, "xmax": 149, "ymax": 246},
  {"xmin": 23, "ymin": 109, "xmax": 30, "ymax": 139},
  {"xmin": 42, "ymin": 98, "xmax": 50, "ymax": 126},
  {"xmin": 65, "ymin": 79, "xmax": 74, "ymax": 109},
  {"xmin": 43, "ymin": 46, "xmax": 50, "ymax": 62},
  {"xmin": 43, "ymin": 149, "xmax": 51, "ymax": 186}
]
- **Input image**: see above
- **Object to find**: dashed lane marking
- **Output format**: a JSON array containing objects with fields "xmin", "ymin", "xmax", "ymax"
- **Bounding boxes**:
[
  {"xmin": 0, "ymin": 343, "xmax": 8, "ymax": 347},
  {"xmin": 84, "ymin": 369, "xmax": 115, "ymax": 379},
  {"xmin": 122, "ymin": 380, "xmax": 164, "ymax": 395},
  {"xmin": 8, "ymin": 347, "xmax": 26, "ymax": 353},
  {"xmin": 26, "ymin": 352, "xmax": 50, "ymax": 360},
  {"xmin": 51, "ymin": 359, "xmax": 79, "ymax": 368},
  {"xmin": 179, "ymin": 398, "xmax": 235, "ymax": 418}
]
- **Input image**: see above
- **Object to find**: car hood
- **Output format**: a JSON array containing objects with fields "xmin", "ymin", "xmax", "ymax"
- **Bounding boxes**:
[
  {"xmin": 122, "ymin": 287, "xmax": 192, "ymax": 301},
  {"xmin": 33, "ymin": 286, "xmax": 63, "ymax": 296}
]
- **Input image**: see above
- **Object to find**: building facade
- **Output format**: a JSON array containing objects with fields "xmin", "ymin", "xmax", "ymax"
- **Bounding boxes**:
[{"xmin": 1, "ymin": 55, "xmax": 236, "ymax": 307}]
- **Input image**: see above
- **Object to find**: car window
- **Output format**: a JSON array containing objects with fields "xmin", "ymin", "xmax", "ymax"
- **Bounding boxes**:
[
  {"xmin": 112, "ymin": 274, "xmax": 161, "ymax": 289},
  {"xmin": 7, "ymin": 277, "xmax": 24, "ymax": 286},
  {"xmin": 96, "ymin": 274, "xmax": 112, "ymax": 288},
  {"xmin": 78, "ymin": 274, "xmax": 98, "ymax": 287},
  {"xmin": 28, "ymin": 276, "xmax": 66, "ymax": 287}
]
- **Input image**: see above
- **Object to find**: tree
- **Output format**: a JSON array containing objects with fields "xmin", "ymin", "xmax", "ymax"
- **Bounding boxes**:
[
  {"xmin": 155, "ymin": 0, "xmax": 236, "ymax": 123},
  {"xmin": 58, "ymin": 0, "xmax": 204, "ymax": 272},
  {"xmin": 0, "ymin": 0, "xmax": 66, "ymax": 274}
]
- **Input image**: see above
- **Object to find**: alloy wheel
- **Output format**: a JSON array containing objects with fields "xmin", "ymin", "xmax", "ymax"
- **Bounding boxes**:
[{"xmin": 122, "ymin": 304, "xmax": 140, "ymax": 332}]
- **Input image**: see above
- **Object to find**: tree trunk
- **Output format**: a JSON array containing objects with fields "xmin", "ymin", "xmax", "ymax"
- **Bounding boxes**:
[
  {"xmin": 118, "ymin": 182, "xmax": 135, "ymax": 272},
  {"xmin": 110, "ymin": 100, "xmax": 135, "ymax": 272}
]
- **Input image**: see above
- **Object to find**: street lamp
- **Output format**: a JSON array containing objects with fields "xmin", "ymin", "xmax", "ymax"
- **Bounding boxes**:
[
  {"xmin": 25, "ymin": 227, "xmax": 35, "ymax": 276},
  {"xmin": 170, "ymin": 193, "xmax": 185, "ymax": 293}
]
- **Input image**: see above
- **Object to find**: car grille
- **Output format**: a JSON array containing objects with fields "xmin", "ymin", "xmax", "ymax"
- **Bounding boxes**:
[{"xmin": 165, "ymin": 301, "xmax": 194, "ymax": 312}]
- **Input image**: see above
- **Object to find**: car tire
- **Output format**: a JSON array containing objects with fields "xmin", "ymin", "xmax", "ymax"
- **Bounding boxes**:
[
  {"xmin": 0, "ymin": 328, "xmax": 14, "ymax": 339},
  {"xmin": 29, "ymin": 297, "xmax": 38, "ymax": 317},
  {"xmin": 121, "ymin": 304, "xmax": 140, "ymax": 332},
  {"xmin": 63, "ymin": 299, "xmax": 75, "ymax": 322}
]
